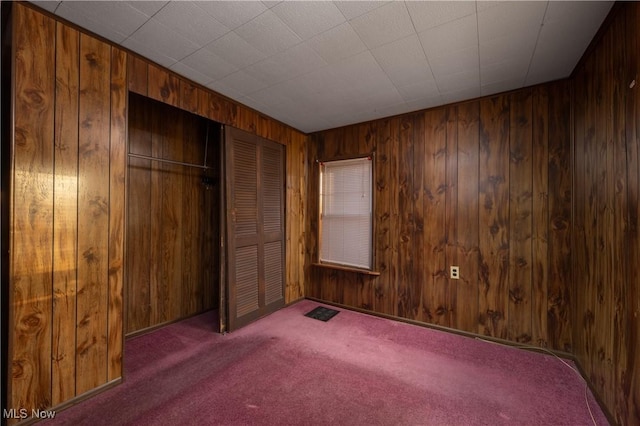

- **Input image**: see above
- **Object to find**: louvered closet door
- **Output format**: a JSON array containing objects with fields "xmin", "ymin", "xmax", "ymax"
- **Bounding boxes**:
[{"xmin": 225, "ymin": 127, "xmax": 285, "ymax": 331}]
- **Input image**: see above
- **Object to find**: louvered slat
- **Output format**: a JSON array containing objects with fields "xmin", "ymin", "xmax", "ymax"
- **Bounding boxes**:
[
  {"xmin": 262, "ymin": 144, "xmax": 282, "ymax": 235},
  {"xmin": 235, "ymin": 246, "xmax": 259, "ymax": 317},
  {"xmin": 264, "ymin": 241, "xmax": 283, "ymax": 305},
  {"xmin": 234, "ymin": 140, "xmax": 257, "ymax": 237}
]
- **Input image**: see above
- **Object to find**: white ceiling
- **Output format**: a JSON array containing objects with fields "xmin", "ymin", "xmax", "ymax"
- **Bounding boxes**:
[{"xmin": 31, "ymin": 1, "xmax": 613, "ymax": 133}]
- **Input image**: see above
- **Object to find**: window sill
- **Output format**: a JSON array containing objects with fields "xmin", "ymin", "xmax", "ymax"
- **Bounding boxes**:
[{"xmin": 312, "ymin": 262, "xmax": 380, "ymax": 276}]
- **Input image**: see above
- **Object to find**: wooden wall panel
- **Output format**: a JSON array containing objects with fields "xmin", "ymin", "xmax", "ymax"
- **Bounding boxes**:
[
  {"xmin": 108, "ymin": 46, "xmax": 127, "ymax": 381},
  {"xmin": 478, "ymin": 95, "xmax": 510, "ymax": 339},
  {"xmin": 456, "ymin": 102, "xmax": 480, "ymax": 332},
  {"xmin": 508, "ymin": 90, "xmax": 533, "ymax": 343},
  {"xmin": 9, "ymin": 4, "xmax": 55, "ymax": 413},
  {"xmin": 148, "ymin": 63, "xmax": 179, "ymax": 107},
  {"xmin": 307, "ymin": 84, "xmax": 570, "ymax": 353},
  {"xmin": 126, "ymin": 99, "xmax": 152, "ymax": 333},
  {"xmin": 571, "ymin": 3, "xmax": 640, "ymax": 424},
  {"xmin": 76, "ymin": 33, "xmax": 111, "ymax": 395},
  {"xmin": 444, "ymin": 106, "xmax": 458, "ymax": 328},
  {"xmin": 422, "ymin": 109, "xmax": 448, "ymax": 326},
  {"xmin": 52, "ymin": 21, "xmax": 79, "ymax": 406},
  {"xmin": 531, "ymin": 86, "xmax": 549, "ymax": 348},
  {"xmin": 8, "ymin": 4, "xmax": 127, "ymax": 418}
]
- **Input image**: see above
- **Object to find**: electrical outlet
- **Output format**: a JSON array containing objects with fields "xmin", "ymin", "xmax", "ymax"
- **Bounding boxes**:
[{"xmin": 450, "ymin": 266, "xmax": 460, "ymax": 280}]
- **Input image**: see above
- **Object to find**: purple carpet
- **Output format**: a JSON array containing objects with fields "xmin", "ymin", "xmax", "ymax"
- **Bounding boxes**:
[{"xmin": 45, "ymin": 300, "xmax": 608, "ymax": 425}]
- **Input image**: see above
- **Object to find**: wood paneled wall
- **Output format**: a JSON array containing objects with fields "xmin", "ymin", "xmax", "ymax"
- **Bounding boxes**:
[
  {"xmin": 126, "ymin": 54, "xmax": 307, "ymax": 305},
  {"xmin": 7, "ymin": 3, "xmax": 126, "ymax": 419},
  {"xmin": 5, "ymin": 1, "xmax": 308, "ymax": 417},
  {"xmin": 572, "ymin": 3, "xmax": 640, "ymax": 425},
  {"xmin": 126, "ymin": 94, "xmax": 219, "ymax": 334},
  {"xmin": 307, "ymin": 82, "xmax": 573, "ymax": 350}
]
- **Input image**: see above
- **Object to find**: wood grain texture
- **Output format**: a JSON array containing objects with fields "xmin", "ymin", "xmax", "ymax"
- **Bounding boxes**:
[
  {"xmin": 306, "ymin": 88, "xmax": 572, "ymax": 356},
  {"xmin": 532, "ymin": 86, "xmax": 549, "ymax": 348},
  {"xmin": 571, "ymin": 3, "xmax": 640, "ymax": 424},
  {"xmin": 456, "ymin": 102, "xmax": 480, "ymax": 333},
  {"xmin": 127, "ymin": 54, "xmax": 147, "ymax": 96},
  {"xmin": 76, "ymin": 33, "xmax": 111, "ymax": 395},
  {"xmin": 148, "ymin": 63, "xmax": 179, "ymax": 108},
  {"xmin": 508, "ymin": 90, "xmax": 533, "ymax": 343},
  {"xmin": 478, "ymin": 95, "xmax": 510, "ymax": 339},
  {"xmin": 10, "ymin": 6, "xmax": 128, "ymax": 415},
  {"xmin": 126, "ymin": 94, "xmax": 219, "ymax": 334},
  {"xmin": 285, "ymin": 133, "xmax": 306, "ymax": 303},
  {"xmin": 444, "ymin": 106, "xmax": 458, "ymax": 328},
  {"xmin": 107, "ymin": 47, "xmax": 126, "ymax": 382},
  {"xmin": 126, "ymin": 97, "xmax": 152, "ymax": 333},
  {"xmin": 547, "ymin": 81, "xmax": 572, "ymax": 352},
  {"xmin": 10, "ymin": 3, "xmax": 55, "ymax": 413},
  {"xmin": 52, "ymin": 21, "xmax": 79, "ymax": 406},
  {"xmin": 422, "ymin": 109, "xmax": 448, "ymax": 326}
]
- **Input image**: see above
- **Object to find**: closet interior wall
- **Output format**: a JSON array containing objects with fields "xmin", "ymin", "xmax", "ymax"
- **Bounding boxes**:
[{"xmin": 126, "ymin": 93, "xmax": 220, "ymax": 335}]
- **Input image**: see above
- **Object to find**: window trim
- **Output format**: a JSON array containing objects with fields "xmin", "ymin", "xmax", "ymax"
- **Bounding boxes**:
[{"xmin": 317, "ymin": 153, "xmax": 377, "ymax": 274}]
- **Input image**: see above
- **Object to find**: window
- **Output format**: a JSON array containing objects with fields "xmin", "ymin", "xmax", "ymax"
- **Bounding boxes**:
[{"xmin": 319, "ymin": 156, "xmax": 373, "ymax": 270}]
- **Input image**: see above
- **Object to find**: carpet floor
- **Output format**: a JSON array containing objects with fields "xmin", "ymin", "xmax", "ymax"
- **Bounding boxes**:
[{"xmin": 44, "ymin": 300, "xmax": 608, "ymax": 425}]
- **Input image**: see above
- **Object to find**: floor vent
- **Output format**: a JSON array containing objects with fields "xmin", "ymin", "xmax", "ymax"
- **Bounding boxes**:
[{"xmin": 304, "ymin": 306, "xmax": 340, "ymax": 322}]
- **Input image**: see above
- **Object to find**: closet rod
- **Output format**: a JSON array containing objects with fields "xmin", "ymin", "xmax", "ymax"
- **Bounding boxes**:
[{"xmin": 128, "ymin": 153, "xmax": 211, "ymax": 170}]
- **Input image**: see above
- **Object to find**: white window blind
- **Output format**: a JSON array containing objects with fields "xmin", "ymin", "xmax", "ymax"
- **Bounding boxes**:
[{"xmin": 319, "ymin": 157, "xmax": 372, "ymax": 270}]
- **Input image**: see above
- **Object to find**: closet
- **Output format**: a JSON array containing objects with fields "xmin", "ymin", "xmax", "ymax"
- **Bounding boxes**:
[
  {"xmin": 126, "ymin": 94, "xmax": 287, "ymax": 335},
  {"xmin": 126, "ymin": 93, "xmax": 221, "ymax": 334}
]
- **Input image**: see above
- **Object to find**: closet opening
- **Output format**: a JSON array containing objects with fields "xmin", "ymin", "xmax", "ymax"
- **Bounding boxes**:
[{"xmin": 126, "ymin": 92, "xmax": 222, "ymax": 337}]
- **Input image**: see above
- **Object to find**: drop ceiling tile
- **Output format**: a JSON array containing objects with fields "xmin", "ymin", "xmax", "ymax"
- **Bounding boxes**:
[
  {"xmin": 327, "ymin": 58, "xmax": 394, "ymax": 101},
  {"xmin": 308, "ymin": 22, "xmax": 368, "ymax": 64},
  {"xmin": 334, "ymin": 1, "xmax": 390, "ymax": 20},
  {"xmin": 406, "ymin": 1, "xmax": 476, "ymax": 33},
  {"xmin": 234, "ymin": 9, "xmax": 302, "ymax": 57},
  {"xmin": 205, "ymin": 80, "xmax": 243, "ymax": 101},
  {"xmin": 479, "ymin": 35, "xmax": 536, "ymax": 68},
  {"xmin": 205, "ymin": 31, "xmax": 266, "ymax": 69},
  {"xmin": 404, "ymin": 96, "xmax": 446, "ymax": 114},
  {"xmin": 428, "ymin": 47, "xmax": 479, "ymax": 80},
  {"xmin": 481, "ymin": 78, "xmax": 524, "ymax": 97},
  {"xmin": 243, "ymin": 43, "xmax": 327, "ymax": 86},
  {"xmin": 121, "ymin": 37, "xmax": 176, "ymax": 69},
  {"xmin": 217, "ymin": 70, "xmax": 269, "ymax": 97},
  {"xmin": 272, "ymin": 1, "xmax": 345, "ymax": 40},
  {"xmin": 419, "ymin": 13, "xmax": 478, "ymax": 59},
  {"xmin": 440, "ymin": 86, "xmax": 482, "ymax": 105},
  {"xmin": 477, "ymin": 1, "xmax": 546, "ymax": 42},
  {"xmin": 435, "ymin": 69, "xmax": 480, "ymax": 93},
  {"xmin": 152, "ymin": 1, "xmax": 230, "ymax": 47},
  {"xmin": 125, "ymin": 1, "xmax": 168, "ymax": 17},
  {"xmin": 525, "ymin": 1, "xmax": 613, "ymax": 85},
  {"xmin": 55, "ymin": 2, "xmax": 144, "ymax": 43},
  {"xmin": 127, "ymin": 18, "xmax": 200, "ymax": 62},
  {"xmin": 62, "ymin": 1, "xmax": 152, "ymax": 39},
  {"xmin": 195, "ymin": 1, "xmax": 267, "ymax": 31},
  {"xmin": 371, "ymin": 34, "xmax": 432, "ymax": 88},
  {"xmin": 360, "ymin": 83, "xmax": 404, "ymax": 107},
  {"xmin": 245, "ymin": 85, "xmax": 293, "ymax": 108},
  {"xmin": 262, "ymin": 1, "xmax": 283, "ymax": 9},
  {"xmin": 349, "ymin": 2, "xmax": 415, "ymax": 49},
  {"xmin": 181, "ymin": 48, "xmax": 238, "ymax": 82},
  {"xmin": 481, "ymin": 58, "xmax": 529, "ymax": 86},
  {"xmin": 396, "ymin": 79, "xmax": 440, "ymax": 103},
  {"xmin": 169, "ymin": 62, "xmax": 212, "ymax": 87}
]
